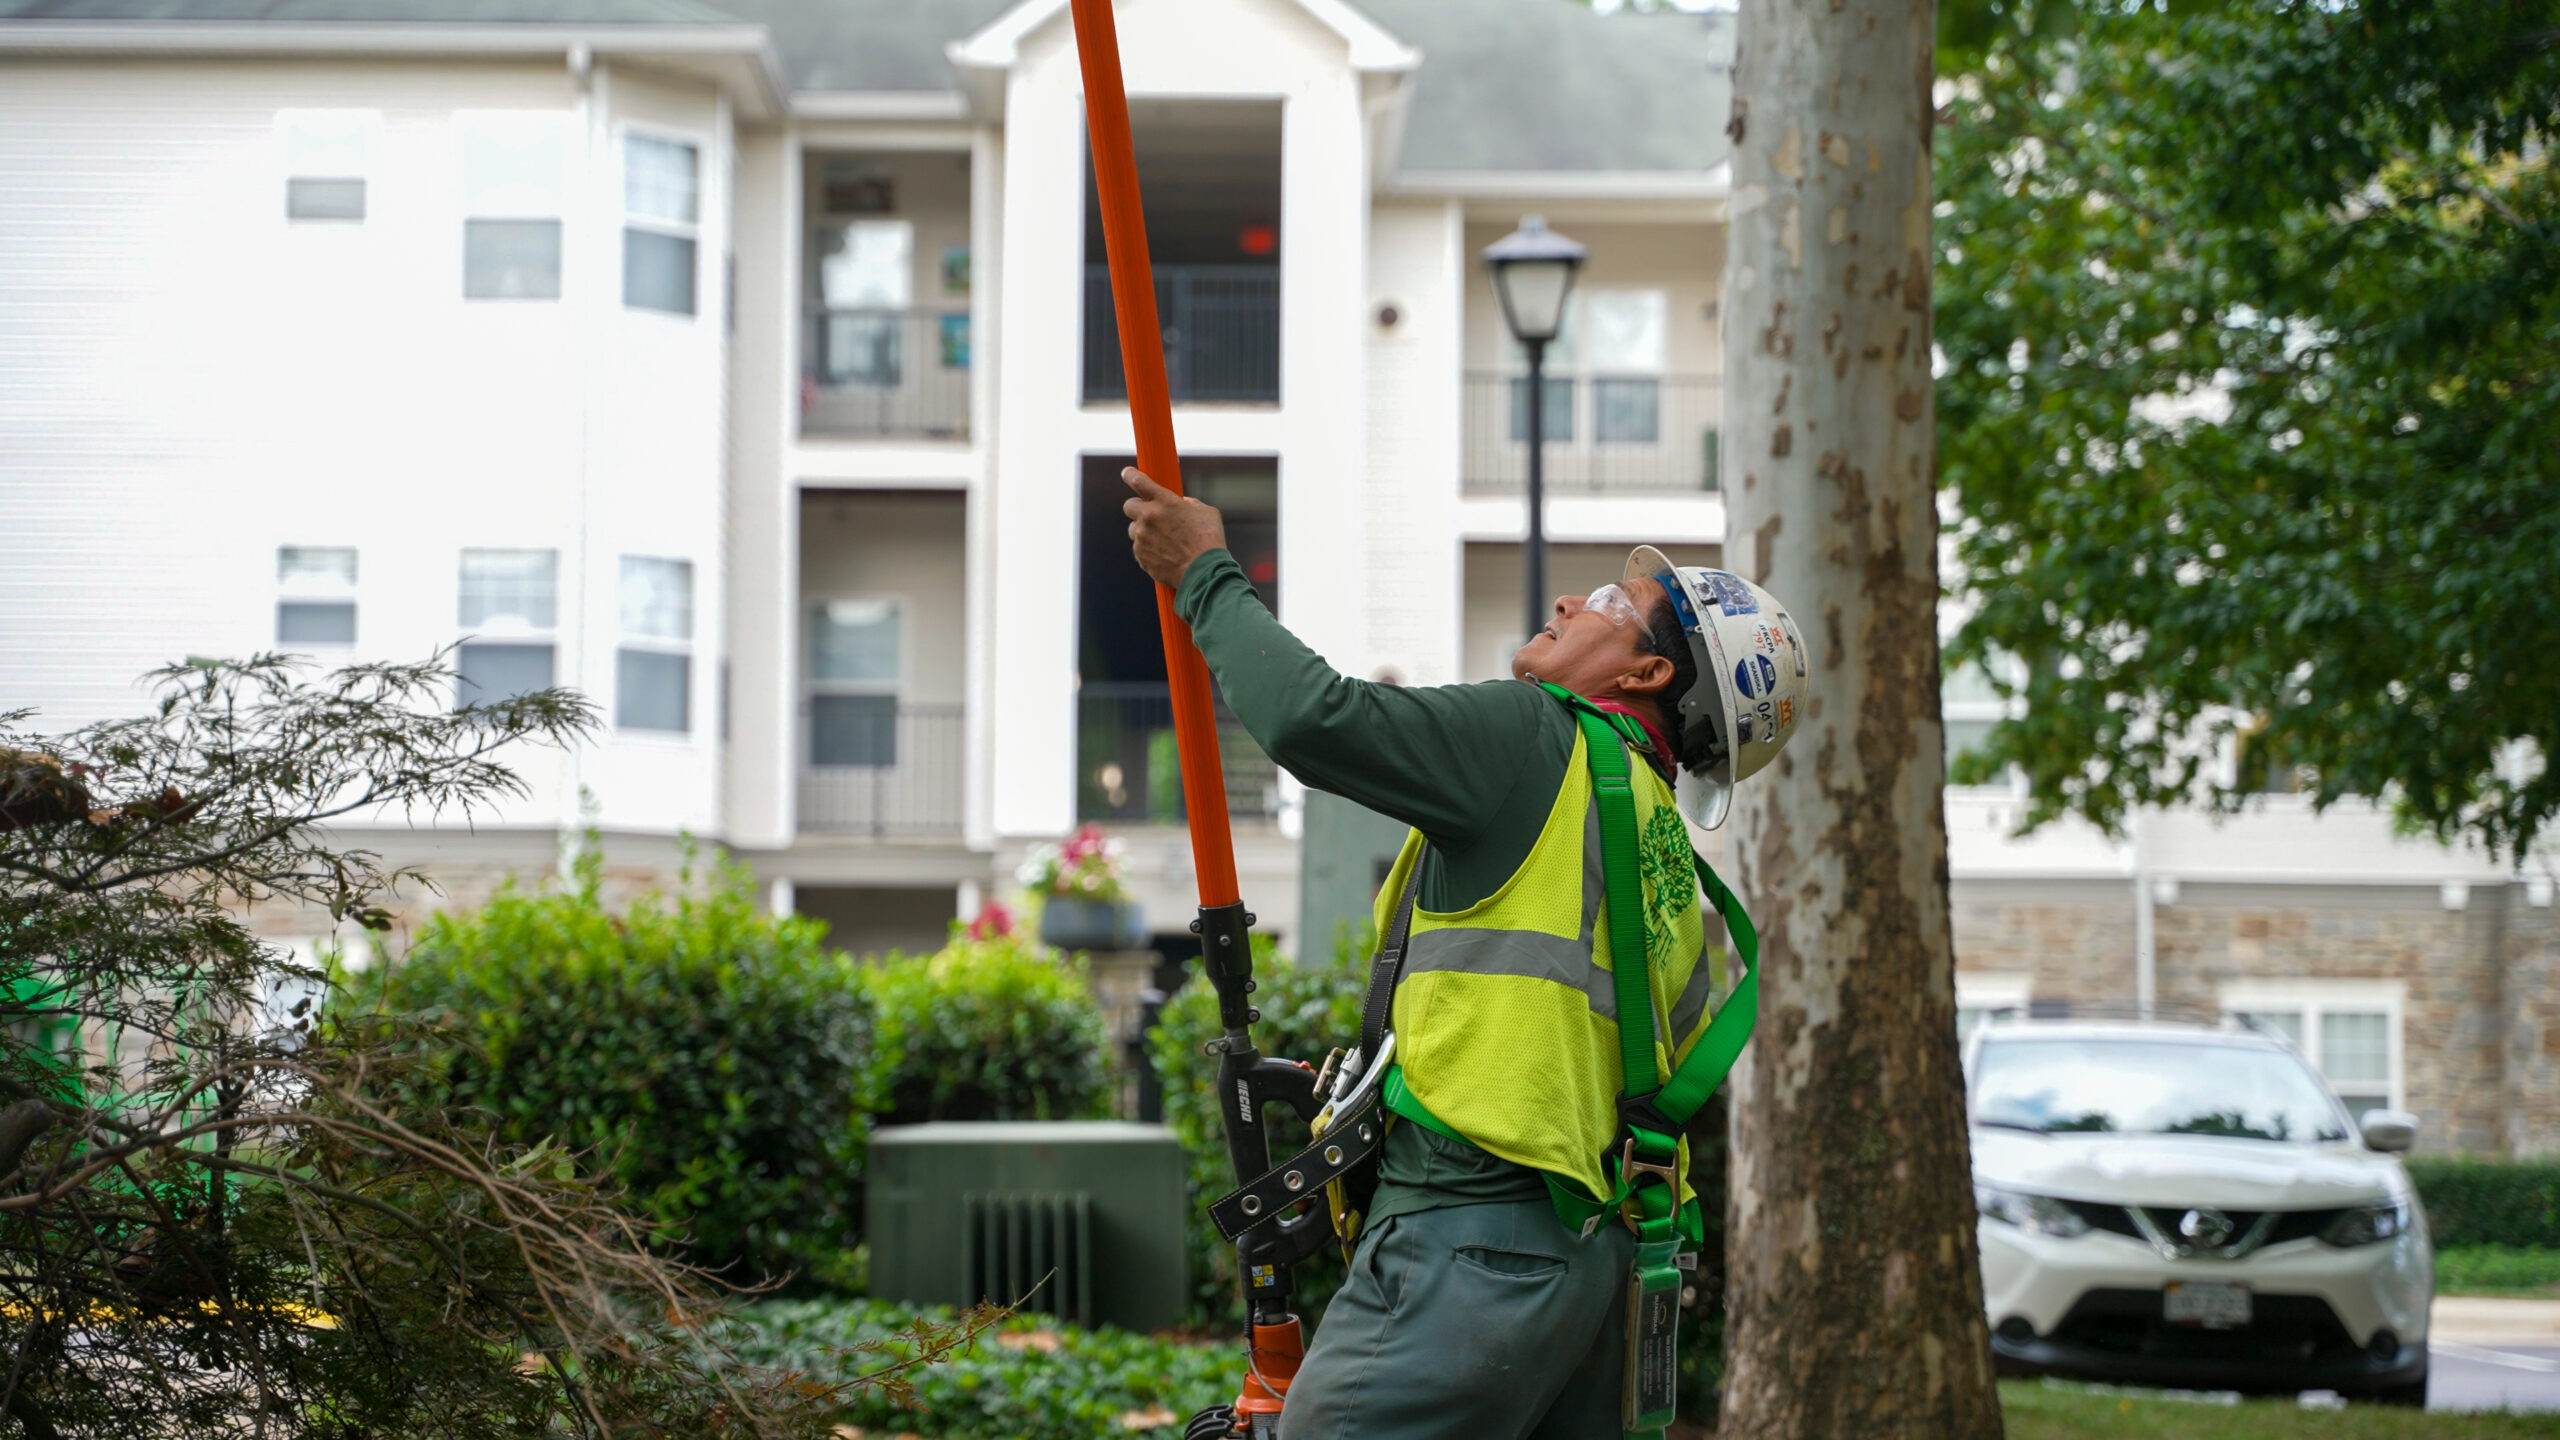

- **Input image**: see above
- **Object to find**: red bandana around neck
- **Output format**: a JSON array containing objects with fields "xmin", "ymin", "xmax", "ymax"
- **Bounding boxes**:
[{"xmin": 1586, "ymin": 697, "xmax": 1676, "ymax": 783}]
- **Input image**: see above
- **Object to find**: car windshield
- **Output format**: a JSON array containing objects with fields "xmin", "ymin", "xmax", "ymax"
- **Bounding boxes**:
[{"xmin": 1971, "ymin": 1037, "xmax": 2351, "ymax": 1143}]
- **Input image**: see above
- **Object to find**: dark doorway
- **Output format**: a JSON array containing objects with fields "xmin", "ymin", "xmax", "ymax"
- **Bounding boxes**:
[
  {"xmin": 1076, "ymin": 455, "xmax": 1280, "ymax": 823},
  {"xmin": 1083, "ymin": 100, "xmax": 1283, "ymax": 404}
]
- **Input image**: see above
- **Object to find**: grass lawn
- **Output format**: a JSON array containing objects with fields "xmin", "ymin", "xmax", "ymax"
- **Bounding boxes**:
[
  {"xmin": 2003, "ymin": 1381, "xmax": 2560, "ymax": 1438},
  {"xmin": 2438, "ymin": 1247, "xmax": 2560, "ymax": 1299}
]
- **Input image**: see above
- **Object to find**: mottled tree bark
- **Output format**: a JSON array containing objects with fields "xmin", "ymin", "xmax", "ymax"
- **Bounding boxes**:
[{"xmin": 1716, "ymin": 0, "xmax": 2002, "ymax": 1435}]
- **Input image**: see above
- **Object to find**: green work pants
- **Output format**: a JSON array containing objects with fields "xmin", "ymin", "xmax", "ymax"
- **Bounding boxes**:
[{"xmin": 1278, "ymin": 1198, "xmax": 1636, "ymax": 1440}]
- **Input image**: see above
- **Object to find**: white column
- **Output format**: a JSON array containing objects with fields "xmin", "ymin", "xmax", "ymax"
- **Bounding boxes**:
[
  {"xmin": 987, "ymin": 71, "xmax": 1086, "ymax": 838},
  {"xmin": 719, "ymin": 124, "xmax": 800, "ymax": 849},
  {"xmin": 1274, "ymin": 77, "xmax": 1370, "ymax": 676},
  {"xmin": 963, "ymin": 124, "xmax": 1007, "ymax": 852}
]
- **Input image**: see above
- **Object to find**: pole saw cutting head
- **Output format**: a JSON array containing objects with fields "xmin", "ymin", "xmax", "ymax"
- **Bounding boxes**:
[{"xmin": 1624, "ymin": 545, "xmax": 1809, "ymax": 830}]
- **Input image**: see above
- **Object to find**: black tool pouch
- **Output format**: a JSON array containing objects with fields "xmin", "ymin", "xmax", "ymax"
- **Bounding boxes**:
[{"xmin": 1207, "ymin": 855, "xmax": 1425, "ymax": 1250}]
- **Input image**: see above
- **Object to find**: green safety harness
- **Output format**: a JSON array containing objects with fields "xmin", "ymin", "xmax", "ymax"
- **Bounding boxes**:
[
  {"xmin": 1206, "ymin": 684, "xmax": 1759, "ymax": 1438},
  {"xmin": 1385, "ymin": 685, "xmax": 1760, "ymax": 1437}
]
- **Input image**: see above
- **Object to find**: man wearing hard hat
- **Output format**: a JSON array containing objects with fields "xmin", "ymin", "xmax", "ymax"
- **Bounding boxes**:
[{"xmin": 1122, "ymin": 468, "xmax": 1808, "ymax": 1440}]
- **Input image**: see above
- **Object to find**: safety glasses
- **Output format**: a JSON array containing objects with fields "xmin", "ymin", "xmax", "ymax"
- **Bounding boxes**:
[{"xmin": 1581, "ymin": 582, "xmax": 1646, "ymax": 629}]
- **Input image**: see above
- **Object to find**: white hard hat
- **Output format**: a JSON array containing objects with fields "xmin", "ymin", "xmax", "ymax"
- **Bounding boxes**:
[{"xmin": 1625, "ymin": 546, "xmax": 1810, "ymax": 829}]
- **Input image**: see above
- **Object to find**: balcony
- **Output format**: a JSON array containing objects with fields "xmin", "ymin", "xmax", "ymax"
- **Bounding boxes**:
[
  {"xmin": 1461, "ymin": 371, "xmax": 1722, "ymax": 495},
  {"xmin": 801, "ymin": 307, "xmax": 971, "ymax": 440},
  {"xmin": 1082, "ymin": 266, "xmax": 1279, "ymax": 405},
  {"xmin": 798, "ymin": 702, "xmax": 964, "ymax": 837},
  {"xmin": 1077, "ymin": 682, "xmax": 1280, "ymax": 824}
]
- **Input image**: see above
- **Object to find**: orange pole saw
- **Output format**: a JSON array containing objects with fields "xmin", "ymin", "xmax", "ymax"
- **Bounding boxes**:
[{"xmin": 1068, "ymin": 4, "xmax": 1332, "ymax": 1436}]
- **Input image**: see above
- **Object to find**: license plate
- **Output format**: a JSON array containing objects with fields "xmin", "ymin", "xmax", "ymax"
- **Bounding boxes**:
[{"xmin": 2164, "ymin": 1281, "xmax": 2252, "ymax": 1329}]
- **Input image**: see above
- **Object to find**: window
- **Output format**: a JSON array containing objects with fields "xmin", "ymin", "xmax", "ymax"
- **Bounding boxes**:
[
  {"xmin": 623, "ymin": 134, "xmax": 699, "ymax": 315},
  {"xmin": 2220, "ymin": 980, "xmax": 2404, "ymax": 1120},
  {"xmin": 1593, "ymin": 378, "xmax": 1660, "ymax": 444},
  {"xmin": 1507, "ymin": 376, "xmax": 1575, "ymax": 443},
  {"xmin": 812, "ymin": 220, "xmax": 913, "ymax": 386},
  {"xmin": 1583, "ymin": 289, "xmax": 1666, "ymax": 444},
  {"xmin": 616, "ymin": 556, "xmax": 693, "ymax": 733},
  {"xmin": 277, "ymin": 110, "xmax": 374, "ymax": 221},
  {"xmin": 1956, "ymin": 972, "xmax": 2033, "ymax": 1047},
  {"xmin": 1942, "ymin": 655, "xmax": 2020, "ymax": 779},
  {"xmin": 455, "ymin": 548, "xmax": 557, "ymax": 706},
  {"xmin": 808, "ymin": 600, "xmax": 901, "ymax": 766},
  {"xmin": 460, "ymin": 113, "xmax": 568, "ymax": 300},
  {"xmin": 276, "ymin": 545, "xmax": 357, "ymax": 646}
]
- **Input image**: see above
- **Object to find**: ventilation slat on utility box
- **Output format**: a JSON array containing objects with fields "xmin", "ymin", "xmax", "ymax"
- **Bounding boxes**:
[{"xmin": 963, "ymin": 1190, "xmax": 1093, "ymax": 1327}]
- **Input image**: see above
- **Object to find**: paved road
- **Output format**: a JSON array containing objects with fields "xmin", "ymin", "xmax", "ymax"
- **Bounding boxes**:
[{"xmin": 2430, "ymin": 1342, "xmax": 2560, "ymax": 1413}]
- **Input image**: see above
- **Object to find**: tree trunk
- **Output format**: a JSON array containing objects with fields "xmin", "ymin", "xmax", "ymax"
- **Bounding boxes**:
[{"xmin": 1716, "ymin": 0, "xmax": 2002, "ymax": 1436}]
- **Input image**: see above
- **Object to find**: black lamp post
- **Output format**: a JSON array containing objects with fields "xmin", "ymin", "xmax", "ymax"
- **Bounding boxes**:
[{"xmin": 1483, "ymin": 214, "xmax": 1587, "ymax": 641}]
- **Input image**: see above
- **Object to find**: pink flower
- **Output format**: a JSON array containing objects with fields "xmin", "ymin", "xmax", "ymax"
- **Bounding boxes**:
[{"xmin": 966, "ymin": 901, "xmax": 1016, "ymax": 940}]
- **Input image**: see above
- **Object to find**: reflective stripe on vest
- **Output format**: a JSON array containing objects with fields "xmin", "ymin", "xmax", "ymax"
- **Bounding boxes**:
[{"xmin": 1373, "ymin": 723, "xmax": 1724, "ymax": 1207}]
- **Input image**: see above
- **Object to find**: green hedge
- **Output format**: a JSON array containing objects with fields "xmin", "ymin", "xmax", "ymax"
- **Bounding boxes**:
[
  {"xmin": 364, "ymin": 855, "xmax": 1114, "ymax": 1289},
  {"xmin": 2434, "ymin": 1244, "xmax": 2560, "ymax": 1296},
  {"xmin": 722, "ymin": 1298, "xmax": 1231, "ymax": 1440},
  {"xmin": 2407, "ymin": 1159, "xmax": 2560, "ymax": 1249},
  {"xmin": 866, "ymin": 938, "xmax": 1113, "ymax": 1127},
  {"xmin": 368, "ymin": 851, "xmax": 869, "ymax": 1286}
]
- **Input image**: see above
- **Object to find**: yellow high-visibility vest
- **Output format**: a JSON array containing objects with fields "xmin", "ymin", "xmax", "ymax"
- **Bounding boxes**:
[{"xmin": 1372, "ymin": 721, "xmax": 1722, "ymax": 1207}]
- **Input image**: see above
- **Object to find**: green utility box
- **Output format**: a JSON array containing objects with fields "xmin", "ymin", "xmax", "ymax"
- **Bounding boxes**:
[{"xmin": 868, "ymin": 1121, "xmax": 1188, "ymax": 1331}]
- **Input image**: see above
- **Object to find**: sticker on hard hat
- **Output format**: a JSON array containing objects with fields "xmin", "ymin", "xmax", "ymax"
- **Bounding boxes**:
[
  {"xmin": 1778, "ymin": 613, "xmax": 1809, "ymax": 677},
  {"xmin": 1734, "ymin": 654, "xmax": 1777, "ymax": 699},
  {"xmin": 1698, "ymin": 572, "xmax": 1758, "ymax": 615}
]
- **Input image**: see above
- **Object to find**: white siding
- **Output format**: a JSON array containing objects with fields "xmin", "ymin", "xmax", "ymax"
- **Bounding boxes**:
[{"xmin": 0, "ymin": 58, "xmax": 730, "ymax": 837}]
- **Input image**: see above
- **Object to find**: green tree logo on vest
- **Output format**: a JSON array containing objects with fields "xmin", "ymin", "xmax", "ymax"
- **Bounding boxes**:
[{"xmin": 1638, "ymin": 802, "xmax": 1697, "ymax": 960}]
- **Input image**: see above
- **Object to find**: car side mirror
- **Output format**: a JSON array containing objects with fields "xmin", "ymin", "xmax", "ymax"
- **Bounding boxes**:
[{"xmin": 2359, "ymin": 1108, "xmax": 2419, "ymax": 1153}]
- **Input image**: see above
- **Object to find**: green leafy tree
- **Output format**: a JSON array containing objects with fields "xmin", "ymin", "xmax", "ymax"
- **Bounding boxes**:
[
  {"xmin": 0, "ymin": 657, "xmax": 836, "ymax": 1438},
  {"xmin": 1937, "ymin": 0, "xmax": 2560, "ymax": 857}
]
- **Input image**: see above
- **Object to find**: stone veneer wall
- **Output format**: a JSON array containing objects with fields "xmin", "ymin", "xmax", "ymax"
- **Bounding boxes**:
[
  {"xmin": 2153, "ymin": 884, "xmax": 2508, "ymax": 1155},
  {"xmin": 1950, "ymin": 879, "xmax": 2137, "ymax": 1014},
  {"xmin": 2502, "ymin": 889, "xmax": 2560, "ymax": 1157},
  {"xmin": 1949, "ymin": 876, "xmax": 2558, "ymax": 1157}
]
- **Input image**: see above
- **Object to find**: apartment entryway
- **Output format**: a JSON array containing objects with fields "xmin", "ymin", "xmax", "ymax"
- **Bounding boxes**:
[
  {"xmin": 1074, "ymin": 455, "xmax": 1278, "ymax": 824},
  {"xmin": 1082, "ymin": 100, "xmax": 1282, "ymax": 405}
]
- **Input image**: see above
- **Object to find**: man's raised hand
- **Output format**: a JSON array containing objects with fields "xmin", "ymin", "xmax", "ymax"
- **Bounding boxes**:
[{"xmin": 1121, "ymin": 466, "xmax": 1227, "ymax": 589}]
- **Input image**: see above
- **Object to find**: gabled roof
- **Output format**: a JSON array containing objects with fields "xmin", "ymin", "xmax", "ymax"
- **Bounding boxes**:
[
  {"xmin": 1357, "ymin": 0, "xmax": 1730, "ymax": 177},
  {"xmin": 0, "ymin": 0, "xmax": 1734, "ymax": 184},
  {"xmin": 943, "ymin": 0, "xmax": 1416, "ymax": 77},
  {"xmin": 706, "ymin": 0, "xmax": 1016, "ymax": 94},
  {"xmin": 0, "ymin": 0, "xmax": 744, "ymax": 21}
]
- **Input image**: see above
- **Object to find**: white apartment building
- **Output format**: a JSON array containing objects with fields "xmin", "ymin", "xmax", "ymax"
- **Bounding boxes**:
[{"xmin": 1, "ymin": 0, "xmax": 2550, "ymax": 1152}]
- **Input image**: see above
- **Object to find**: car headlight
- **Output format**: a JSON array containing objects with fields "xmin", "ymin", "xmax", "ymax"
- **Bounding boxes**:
[
  {"xmin": 2322, "ymin": 1198, "xmax": 2413, "ymax": 1247},
  {"xmin": 1976, "ymin": 1184, "xmax": 2091, "ymax": 1238}
]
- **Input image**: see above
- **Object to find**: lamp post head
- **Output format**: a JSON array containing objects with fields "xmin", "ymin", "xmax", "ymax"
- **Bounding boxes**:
[{"xmin": 1482, "ymin": 214, "xmax": 1587, "ymax": 345}]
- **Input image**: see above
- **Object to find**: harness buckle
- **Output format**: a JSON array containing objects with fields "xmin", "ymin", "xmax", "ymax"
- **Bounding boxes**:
[{"xmin": 1616, "ymin": 1134, "xmax": 1682, "ymax": 1232}]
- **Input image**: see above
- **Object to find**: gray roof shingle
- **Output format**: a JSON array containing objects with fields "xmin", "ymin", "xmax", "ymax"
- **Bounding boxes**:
[
  {"xmin": 707, "ymin": 0, "xmax": 1015, "ymax": 94},
  {"xmin": 0, "ymin": 0, "xmax": 748, "ymax": 24},
  {"xmin": 1356, "ymin": 0, "xmax": 1731, "ymax": 174},
  {"xmin": 0, "ymin": 0, "xmax": 1732, "ymax": 176}
]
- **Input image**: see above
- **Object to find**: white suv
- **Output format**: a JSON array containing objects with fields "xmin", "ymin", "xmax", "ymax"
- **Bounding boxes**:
[{"xmin": 1967, "ymin": 1018, "xmax": 2433, "ymax": 1405}]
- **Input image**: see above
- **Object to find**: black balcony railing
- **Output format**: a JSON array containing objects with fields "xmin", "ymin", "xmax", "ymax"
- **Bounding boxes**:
[
  {"xmin": 1461, "ymin": 371, "xmax": 1723, "ymax": 495},
  {"xmin": 1083, "ymin": 265, "xmax": 1279, "ymax": 404},
  {"xmin": 798, "ymin": 702, "xmax": 964, "ymax": 836},
  {"xmin": 801, "ymin": 308, "xmax": 971, "ymax": 439},
  {"xmin": 1077, "ymin": 682, "xmax": 1280, "ymax": 824}
]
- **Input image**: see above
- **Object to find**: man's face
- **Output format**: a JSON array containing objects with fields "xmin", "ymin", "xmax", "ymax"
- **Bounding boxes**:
[{"xmin": 1510, "ymin": 577, "xmax": 1671, "ymax": 700}]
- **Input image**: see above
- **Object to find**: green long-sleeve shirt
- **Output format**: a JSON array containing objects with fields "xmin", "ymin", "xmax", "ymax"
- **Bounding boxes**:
[{"xmin": 1174, "ymin": 548, "xmax": 1565, "ymax": 1217}]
